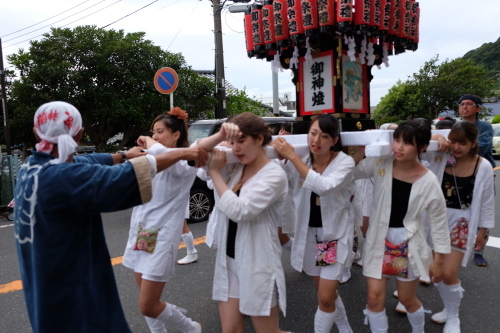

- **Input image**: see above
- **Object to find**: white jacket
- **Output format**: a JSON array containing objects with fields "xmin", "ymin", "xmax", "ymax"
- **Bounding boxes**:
[
  {"xmin": 287, "ymin": 152, "xmax": 356, "ymax": 272},
  {"xmin": 123, "ymin": 143, "xmax": 197, "ymax": 277},
  {"xmin": 210, "ymin": 161, "xmax": 288, "ymax": 316},
  {"xmin": 354, "ymin": 157, "xmax": 451, "ymax": 279}
]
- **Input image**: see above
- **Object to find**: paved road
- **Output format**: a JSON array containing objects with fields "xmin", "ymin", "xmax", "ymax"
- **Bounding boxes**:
[{"xmin": 1, "ymin": 169, "xmax": 500, "ymax": 332}]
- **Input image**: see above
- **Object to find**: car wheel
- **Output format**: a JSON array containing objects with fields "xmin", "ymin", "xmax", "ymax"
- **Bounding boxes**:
[
  {"xmin": 7, "ymin": 211, "xmax": 14, "ymax": 221},
  {"xmin": 189, "ymin": 188, "xmax": 214, "ymax": 223}
]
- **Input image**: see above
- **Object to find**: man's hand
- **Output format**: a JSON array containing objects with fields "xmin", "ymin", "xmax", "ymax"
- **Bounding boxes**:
[
  {"xmin": 125, "ymin": 146, "xmax": 147, "ymax": 159},
  {"xmin": 181, "ymin": 147, "xmax": 208, "ymax": 168}
]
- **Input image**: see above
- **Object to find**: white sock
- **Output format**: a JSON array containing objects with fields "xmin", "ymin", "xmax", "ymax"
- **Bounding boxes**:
[
  {"xmin": 157, "ymin": 303, "xmax": 195, "ymax": 333},
  {"xmin": 314, "ymin": 307, "xmax": 336, "ymax": 333},
  {"xmin": 363, "ymin": 308, "xmax": 388, "ymax": 333},
  {"xmin": 407, "ymin": 305, "xmax": 425, "ymax": 333},
  {"xmin": 282, "ymin": 237, "xmax": 294, "ymax": 252},
  {"xmin": 334, "ymin": 296, "xmax": 353, "ymax": 333},
  {"xmin": 145, "ymin": 314, "xmax": 168, "ymax": 333},
  {"xmin": 181, "ymin": 232, "xmax": 197, "ymax": 254}
]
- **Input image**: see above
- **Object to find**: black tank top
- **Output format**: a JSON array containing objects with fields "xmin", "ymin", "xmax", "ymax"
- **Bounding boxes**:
[
  {"xmin": 389, "ymin": 178, "xmax": 413, "ymax": 228},
  {"xmin": 226, "ymin": 187, "xmax": 241, "ymax": 259},
  {"xmin": 309, "ymin": 192, "xmax": 323, "ymax": 228},
  {"xmin": 441, "ymin": 157, "xmax": 479, "ymax": 209}
]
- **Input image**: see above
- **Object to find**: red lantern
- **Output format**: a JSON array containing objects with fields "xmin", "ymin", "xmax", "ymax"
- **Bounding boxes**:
[
  {"xmin": 388, "ymin": 0, "xmax": 401, "ymax": 40},
  {"xmin": 288, "ymin": 0, "xmax": 305, "ymax": 42},
  {"xmin": 301, "ymin": 0, "xmax": 319, "ymax": 37},
  {"xmin": 244, "ymin": 8, "xmax": 255, "ymax": 57},
  {"xmin": 251, "ymin": 3, "xmax": 266, "ymax": 55},
  {"xmin": 407, "ymin": 1, "xmax": 419, "ymax": 50},
  {"xmin": 336, "ymin": 0, "xmax": 353, "ymax": 32},
  {"xmin": 369, "ymin": 0, "xmax": 382, "ymax": 36},
  {"xmin": 399, "ymin": 0, "xmax": 412, "ymax": 41},
  {"xmin": 263, "ymin": 0, "xmax": 277, "ymax": 50},
  {"xmin": 353, "ymin": 0, "xmax": 370, "ymax": 35},
  {"xmin": 318, "ymin": 0, "xmax": 336, "ymax": 33},
  {"xmin": 379, "ymin": 0, "xmax": 390, "ymax": 38},
  {"xmin": 274, "ymin": 0, "xmax": 290, "ymax": 48}
]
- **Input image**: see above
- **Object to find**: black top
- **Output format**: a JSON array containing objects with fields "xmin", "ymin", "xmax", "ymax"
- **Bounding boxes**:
[
  {"xmin": 309, "ymin": 192, "xmax": 323, "ymax": 228},
  {"xmin": 442, "ymin": 157, "xmax": 479, "ymax": 209},
  {"xmin": 389, "ymin": 178, "xmax": 413, "ymax": 228},
  {"xmin": 226, "ymin": 188, "xmax": 241, "ymax": 259}
]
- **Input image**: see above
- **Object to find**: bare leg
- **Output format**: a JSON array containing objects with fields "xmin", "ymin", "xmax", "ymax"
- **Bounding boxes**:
[{"xmin": 219, "ymin": 298, "xmax": 245, "ymax": 333}]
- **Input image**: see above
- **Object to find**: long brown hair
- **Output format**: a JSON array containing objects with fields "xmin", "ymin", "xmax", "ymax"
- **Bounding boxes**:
[
  {"xmin": 448, "ymin": 121, "xmax": 479, "ymax": 156},
  {"xmin": 229, "ymin": 113, "xmax": 272, "ymax": 146}
]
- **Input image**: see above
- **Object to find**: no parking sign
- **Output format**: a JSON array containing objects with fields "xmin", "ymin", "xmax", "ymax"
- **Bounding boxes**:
[{"xmin": 154, "ymin": 67, "xmax": 179, "ymax": 94}]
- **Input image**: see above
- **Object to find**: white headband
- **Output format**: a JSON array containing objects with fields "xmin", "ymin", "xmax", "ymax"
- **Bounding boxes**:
[{"xmin": 34, "ymin": 101, "xmax": 83, "ymax": 164}]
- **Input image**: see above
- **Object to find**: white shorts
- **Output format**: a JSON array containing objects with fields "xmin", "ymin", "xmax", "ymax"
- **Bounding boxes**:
[
  {"xmin": 383, "ymin": 227, "xmax": 418, "ymax": 282},
  {"xmin": 142, "ymin": 273, "xmax": 168, "ymax": 283},
  {"xmin": 226, "ymin": 256, "xmax": 278, "ymax": 307},
  {"xmin": 302, "ymin": 227, "xmax": 345, "ymax": 281}
]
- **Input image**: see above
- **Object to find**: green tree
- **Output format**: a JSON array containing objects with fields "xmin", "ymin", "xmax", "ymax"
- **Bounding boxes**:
[
  {"xmin": 226, "ymin": 88, "xmax": 270, "ymax": 117},
  {"xmin": 6, "ymin": 25, "xmax": 216, "ymax": 152},
  {"xmin": 374, "ymin": 55, "xmax": 495, "ymax": 123},
  {"xmin": 491, "ymin": 115, "xmax": 500, "ymax": 124}
]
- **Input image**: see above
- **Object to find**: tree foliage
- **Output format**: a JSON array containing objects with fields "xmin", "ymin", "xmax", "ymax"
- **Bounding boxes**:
[
  {"xmin": 6, "ymin": 26, "xmax": 216, "ymax": 152},
  {"xmin": 373, "ymin": 55, "xmax": 495, "ymax": 124},
  {"xmin": 226, "ymin": 88, "xmax": 271, "ymax": 118},
  {"xmin": 462, "ymin": 37, "xmax": 500, "ymax": 90}
]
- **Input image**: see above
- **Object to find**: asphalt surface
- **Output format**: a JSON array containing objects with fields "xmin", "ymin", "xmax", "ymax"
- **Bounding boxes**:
[{"xmin": 1, "ymin": 168, "xmax": 500, "ymax": 333}]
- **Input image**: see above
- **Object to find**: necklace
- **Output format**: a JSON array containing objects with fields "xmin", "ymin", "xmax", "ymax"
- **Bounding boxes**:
[{"xmin": 312, "ymin": 151, "xmax": 336, "ymax": 174}]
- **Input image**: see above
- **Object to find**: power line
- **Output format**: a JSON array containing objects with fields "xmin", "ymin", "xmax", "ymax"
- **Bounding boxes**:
[
  {"xmin": 101, "ymin": 0, "xmax": 159, "ymax": 29},
  {"xmin": 3, "ymin": 0, "xmax": 123, "ymax": 49},
  {"xmin": 1, "ymin": 0, "xmax": 93, "ymax": 38},
  {"xmin": 3, "ymin": 0, "xmax": 108, "ymax": 43},
  {"xmin": 166, "ymin": 0, "xmax": 202, "ymax": 51}
]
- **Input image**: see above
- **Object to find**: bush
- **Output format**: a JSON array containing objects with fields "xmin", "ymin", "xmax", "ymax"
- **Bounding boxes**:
[{"xmin": 491, "ymin": 115, "xmax": 500, "ymax": 124}]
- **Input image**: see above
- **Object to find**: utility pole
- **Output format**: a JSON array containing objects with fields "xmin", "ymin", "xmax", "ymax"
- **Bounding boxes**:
[
  {"xmin": 212, "ymin": 0, "xmax": 227, "ymax": 119},
  {"xmin": 0, "ymin": 39, "xmax": 12, "ymax": 155}
]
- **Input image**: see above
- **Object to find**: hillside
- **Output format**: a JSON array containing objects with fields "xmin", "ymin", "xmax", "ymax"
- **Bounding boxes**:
[{"xmin": 462, "ymin": 37, "xmax": 500, "ymax": 88}]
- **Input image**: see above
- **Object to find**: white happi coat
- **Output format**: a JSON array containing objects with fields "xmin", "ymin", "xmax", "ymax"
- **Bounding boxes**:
[
  {"xmin": 354, "ymin": 157, "xmax": 451, "ymax": 279},
  {"xmin": 423, "ymin": 152, "xmax": 495, "ymax": 267},
  {"xmin": 287, "ymin": 152, "xmax": 356, "ymax": 272},
  {"xmin": 210, "ymin": 161, "xmax": 288, "ymax": 316},
  {"xmin": 123, "ymin": 143, "xmax": 197, "ymax": 277}
]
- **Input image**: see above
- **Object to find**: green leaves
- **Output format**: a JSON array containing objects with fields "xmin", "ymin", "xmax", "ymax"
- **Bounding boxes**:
[{"xmin": 5, "ymin": 25, "xmax": 218, "ymax": 152}]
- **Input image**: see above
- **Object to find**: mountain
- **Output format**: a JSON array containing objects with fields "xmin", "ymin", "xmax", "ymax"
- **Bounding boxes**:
[{"xmin": 462, "ymin": 37, "xmax": 500, "ymax": 88}]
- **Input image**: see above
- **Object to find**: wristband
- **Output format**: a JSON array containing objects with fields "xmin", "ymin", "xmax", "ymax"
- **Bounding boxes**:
[{"xmin": 119, "ymin": 151, "xmax": 127, "ymax": 163}]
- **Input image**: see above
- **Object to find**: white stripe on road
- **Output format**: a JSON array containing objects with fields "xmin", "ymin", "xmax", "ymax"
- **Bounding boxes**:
[
  {"xmin": 487, "ymin": 236, "xmax": 500, "ymax": 249},
  {"xmin": 0, "ymin": 224, "xmax": 14, "ymax": 229}
]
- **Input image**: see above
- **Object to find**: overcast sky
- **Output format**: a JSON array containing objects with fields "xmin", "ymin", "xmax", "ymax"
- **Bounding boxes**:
[{"xmin": 1, "ymin": 0, "xmax": 499, "ymax": 107}]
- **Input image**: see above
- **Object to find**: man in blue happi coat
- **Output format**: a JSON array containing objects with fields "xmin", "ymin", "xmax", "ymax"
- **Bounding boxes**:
[{"xmin": 14, "ymin": 101, "xmax": 207, "ymax": 333}]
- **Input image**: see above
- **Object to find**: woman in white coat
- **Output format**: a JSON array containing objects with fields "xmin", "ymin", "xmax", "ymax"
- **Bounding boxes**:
[
  {"xmin": 196, "ymin": 113, "xmax": 288, "ymax": 333},
  {"xmin": 353, "ymin": 120, "xmax": 451, "ymax": 333},
  {"xmin": 430, "ymin": 121, "xmax": 494, "ymax": 333},
  {"xmin": 123, "ymin": 108, "xmax": 200, "ymax": 333},
  {"xmin": 273, "ymin": 114, "xmax": 355, "ymax": 333}
]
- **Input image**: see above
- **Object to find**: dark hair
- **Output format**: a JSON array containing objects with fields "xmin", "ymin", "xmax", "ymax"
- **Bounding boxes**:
[
  {"xmin": 308, "ymin": 114, "xmax": 342, "ymax": 152},
  {"xmin": 230, "ymin": 112, "xmax": 272, "ymax": 146},
  {"xmin": 448, "ymin": 121, "xmax": 479, "ymax": 156},
  {"xmin": 436, "ymin": 119, "xmax": 455, "ymax": 130},
  {"xmin": 151, "ymin": 113, "xmax": 189, "ymax": 148},
  {"xmin": 280, "ymin": 122, "xmax": 292, "ymax": 133},
  {"xmin": 393, "ymin": 120, "xmax": 431, "ymax": 160}
]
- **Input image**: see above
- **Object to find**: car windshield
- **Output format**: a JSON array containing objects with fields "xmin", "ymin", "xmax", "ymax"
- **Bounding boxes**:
[
  {"xmin": 188, "ymin": 124, "xmax": 215, "ymax": 143},
  {"xmin": 493, "ymin": 126, "xmax": 500, "ymax": 137}
]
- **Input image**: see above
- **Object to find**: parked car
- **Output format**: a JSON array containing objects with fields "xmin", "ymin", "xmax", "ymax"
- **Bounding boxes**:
[
  {"xmin": 492, "ymin": 123, "xmax": 500, "ymax": 158},
  {"xmin": 187, "ymin": 116, "xmax": 299, "ymax": 222}
]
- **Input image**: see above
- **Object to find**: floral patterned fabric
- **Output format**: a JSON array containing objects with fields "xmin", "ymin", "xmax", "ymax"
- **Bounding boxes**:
[
  {"xmin": 315, "ymin": 240, "xmax": 338, "ymax": 266},
  {"xmin": 382, "ymin": 239, "xmax": 409, "ymax": 278},
  {"xmin": 134, "ymin": 227, "xmax": 159, "ymax": 254},
  {"xmin": 450, "ymin": 217, "xmax": 469, "ymax": 250}
]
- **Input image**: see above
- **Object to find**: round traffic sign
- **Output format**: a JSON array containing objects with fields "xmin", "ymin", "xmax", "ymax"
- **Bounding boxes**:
[{"xmin": 154, "ymin": 67, "xmax": 179, "ymax": 94}]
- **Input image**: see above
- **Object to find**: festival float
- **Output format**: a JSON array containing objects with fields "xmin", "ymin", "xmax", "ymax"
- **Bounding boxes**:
[{"xmin": 242, "ymin": 0, "xmax": 420, "ymax": 136}]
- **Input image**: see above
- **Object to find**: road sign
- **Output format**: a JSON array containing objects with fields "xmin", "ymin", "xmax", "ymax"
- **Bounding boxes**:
[{"xmin": 154, "ymin": 67, "xmax": 179, "ymax": 94}]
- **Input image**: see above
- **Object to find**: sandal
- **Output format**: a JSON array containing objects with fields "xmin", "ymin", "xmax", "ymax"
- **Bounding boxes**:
[{"xmin": 474, "ymin": 253, "xmax": 488, "ymax": 267}]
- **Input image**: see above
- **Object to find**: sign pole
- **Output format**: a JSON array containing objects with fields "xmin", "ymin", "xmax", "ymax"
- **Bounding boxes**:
[
  {"xmin": 0, "ymin": 38, "xmax": 12, "ymax": 155},
  {"xmin": 170, "ymin": 93, "xmax": 174, "ymax": 109}
]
